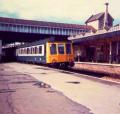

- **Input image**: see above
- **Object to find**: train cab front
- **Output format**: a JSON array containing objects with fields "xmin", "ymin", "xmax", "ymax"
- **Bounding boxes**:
[{"xmin": 46, "ymin": 42, "xmax": 74, "ymax": 68}]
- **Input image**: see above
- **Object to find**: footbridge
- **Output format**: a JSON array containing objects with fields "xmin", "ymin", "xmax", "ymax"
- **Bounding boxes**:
[{"xmin": 0, "ymin": 17, "xmax": 93, "ymax": 44}]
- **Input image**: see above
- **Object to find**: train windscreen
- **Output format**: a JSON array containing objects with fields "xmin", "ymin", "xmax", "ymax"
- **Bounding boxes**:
[
  {"xmin": 50, "ymin": 44, "xmax": 57, "ymax": 54},
  {"xmin": 58, "ymin": 44, "xmax": 64, "ymax": 54}
]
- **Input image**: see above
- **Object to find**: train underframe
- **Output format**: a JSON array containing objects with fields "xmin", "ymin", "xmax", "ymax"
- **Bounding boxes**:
[
  {"xmin": 49, "ymin": 61, "xmax": 74, "ymax": 69},
  {"xmin": 17, "ymin": 58, "xmax": 74, "ymax": 69}
]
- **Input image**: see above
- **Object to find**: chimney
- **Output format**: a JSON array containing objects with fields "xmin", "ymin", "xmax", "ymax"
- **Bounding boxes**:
[{"xmin": 104, "ymin": 2, "xmax": 109, "ymax": 30}]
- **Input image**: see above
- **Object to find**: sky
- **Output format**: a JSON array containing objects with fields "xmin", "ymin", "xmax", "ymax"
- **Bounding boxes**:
[{"xmin": 0, "ymin": 0, "xmax": 120, "ymax": 25}]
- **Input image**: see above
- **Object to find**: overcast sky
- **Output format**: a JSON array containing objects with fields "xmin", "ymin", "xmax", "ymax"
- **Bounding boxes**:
[{"xmin": 0, "ymin": 0, "xmax": 120, "ymax": 25}]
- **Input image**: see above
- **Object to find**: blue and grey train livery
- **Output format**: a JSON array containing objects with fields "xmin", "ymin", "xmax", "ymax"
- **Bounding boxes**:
[{"xmin": 16, "ymin": 39, "xmax": 74, "ymax": 68}]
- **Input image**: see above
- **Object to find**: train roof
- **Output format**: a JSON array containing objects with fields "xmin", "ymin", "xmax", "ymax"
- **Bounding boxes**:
[{"xmin": 17, "ymin": 37, "xmax": 71, "ymax": 48}]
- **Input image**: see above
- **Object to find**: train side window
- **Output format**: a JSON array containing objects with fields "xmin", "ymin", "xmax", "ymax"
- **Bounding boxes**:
[
  {"xmin": 50, "ymin": 44, "xmax": 57, "ymax": 54},
  {"xmin": 31, "ymin": 48, "xmax": 33, "ymax": 54},
  {"xmin": 27, "ymin": 48, "xmax": 29, "ymax": 54},
  {"xmin": 58, "ymin": 44, "xmax": 64, "ymax": 54},
  {"xmin": 66, "ymin": 44, "xmax": 71, "ymax": 54},
  {"xmin": 21, "ymin": 49, "xmax": 24, "ymax": 54},
  {"xmin": 31, "ymin": 47, "xmax": 33, "ymax": 54},
  {"xmin": 30, "ymin": 47, "xmax": 32, "ymax": 54},
  {"xmin": 22, "ymin": 49, "xmax": 23, "ymax": 54},
  {"xmin": 25, "ymin": 48, "xmax": 27, "ymax": 54},
  {"xmin": 18, "ymin": 49, "xmax": 19, "ymax": 54},
  {"xmin": 30, "ymin": 48, "xmax": 32, "ymax": 54},
  {"xmin": 28, "ymin": 48, "xmax": 31, "ymax": 54},
  {"xmin": 20, "ymin": 49, "xmax": 22, "ymax": 54},
  {"xmin": 21, "ymin": 49, "xmax": 22, "ymax": 54},
  {"xmin": 17, "ymin": 49, "xmax": 19, "ymax": 54},
  {"xmin": 32, "ymin": 48, "xmax": 34, "ymax": 54},
  {"xmin": 33, "ymin": 48, "xmax": 35, "ymax": 54},
  {"xmin": 19, "ymin": 49, "xmax": 21, "ymax": 54},
  {"xmin": 39, "ymin": 46, "xmax": 42, "ymax": 54},
  {"xmin": 23, "ymin": 48, "xmax": 26, "ymax": 54},
  {"xmin": 29, "ymin": 48, "xmax": 31, "ymax": 54},
  {"xmin": 35, "ymin": 47, "xmax": 37, "ymax": 54}
]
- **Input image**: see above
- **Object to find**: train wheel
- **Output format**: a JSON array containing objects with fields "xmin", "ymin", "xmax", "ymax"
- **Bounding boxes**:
[
  {"xmin": 64, "ymin": 63, "xmax": 69, "ymax": 69},
  {"xmin": 51, "ymin": 62, "xmax": 59, "ymax": 68},
  {"xmin": 59, "ymin": 63, "xmax": 66, "ymax": 69},
  {"xmin": 69, "ymin": 62, "xmax": 74, "ymax": 67}
]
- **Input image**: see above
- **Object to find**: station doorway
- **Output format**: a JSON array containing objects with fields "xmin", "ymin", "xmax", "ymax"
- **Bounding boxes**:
[{"xmin": 86, "ymin": 47, "xmax": 96, "ymax": 62}]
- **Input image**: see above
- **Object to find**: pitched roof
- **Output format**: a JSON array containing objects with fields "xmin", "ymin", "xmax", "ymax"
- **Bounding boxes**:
[
  {"xmin": 85, "ymin": 12, "xmax": 114, "ymax": 24},
  {"xmin": 0, "ymin": 16, "xmax": 93, "ymax": 30},
  {"xmin": 85, "ymin": 12, "xmax": 104, "ymax": 23}
]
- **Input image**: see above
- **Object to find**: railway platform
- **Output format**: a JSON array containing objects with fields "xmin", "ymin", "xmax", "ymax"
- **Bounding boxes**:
[
  {"xmin": 74, "ymin": 62, "xmax": 120, "ymax": 78},
  {"xmin": 0, "ymin": 63, "xmax": 92, "ymax": 114},
  {"xmin": 1, "ymin": 62, "xmax": 120, "ymax": 114}
]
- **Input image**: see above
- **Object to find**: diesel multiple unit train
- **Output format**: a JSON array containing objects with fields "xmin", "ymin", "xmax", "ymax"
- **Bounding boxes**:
[{"xmin": 16, "ymin": 38, "xmax": 74, "ymax": 68}]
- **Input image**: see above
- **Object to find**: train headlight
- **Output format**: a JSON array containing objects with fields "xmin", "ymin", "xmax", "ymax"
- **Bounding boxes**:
[{"xmin": 52, "ymin": 59, "xmax": 57, "ymax": 63}]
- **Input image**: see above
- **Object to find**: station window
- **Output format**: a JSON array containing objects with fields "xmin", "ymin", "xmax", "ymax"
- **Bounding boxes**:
[
  {"xmin": 50, "ymin": 44, "xmax": 57, "ymax": 54},
  {"xmin": 58, "ymin": 44, "xmax": 64, "ymax": 54},
  {"xmin": 66, "ymin": 43, "xmax": 71, "ymax": 54}
]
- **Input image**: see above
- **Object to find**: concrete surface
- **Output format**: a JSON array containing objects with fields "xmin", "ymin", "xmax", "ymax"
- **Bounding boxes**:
[
  {"xmin": 7, "ymin": 63, "xmax": 120, "ymax": 114},
  {"xmin": 1, "ymin": 62, "xmax": 120, "ymax": 114},
  {"xmin": 0, "ymin": 63, "xmax": 92, "ymax": 114}
]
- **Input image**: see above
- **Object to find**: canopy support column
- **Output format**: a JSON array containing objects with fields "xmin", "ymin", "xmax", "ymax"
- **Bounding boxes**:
[
  {"xmin": 109, "ymin": 42, "xmax": 112, "ymax": 63},
  {"xmin": 116, "ymin": 42, "xmax": 119, "ymax": 63}
]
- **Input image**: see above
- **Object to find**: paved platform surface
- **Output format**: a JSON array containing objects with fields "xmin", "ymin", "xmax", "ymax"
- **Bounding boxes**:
[
  {"xmin": 0, "ymin": 63, "xmax": 92, "ymax": 114},
  {"xmin": 4, "ymin": 62, "xmax": 120, "ymax": 114}
]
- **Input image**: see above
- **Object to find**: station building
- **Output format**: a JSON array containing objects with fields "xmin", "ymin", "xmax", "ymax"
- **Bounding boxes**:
[{"xmin": 69, "ymin": 3, "xmax": 120, "ymax": 64}]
